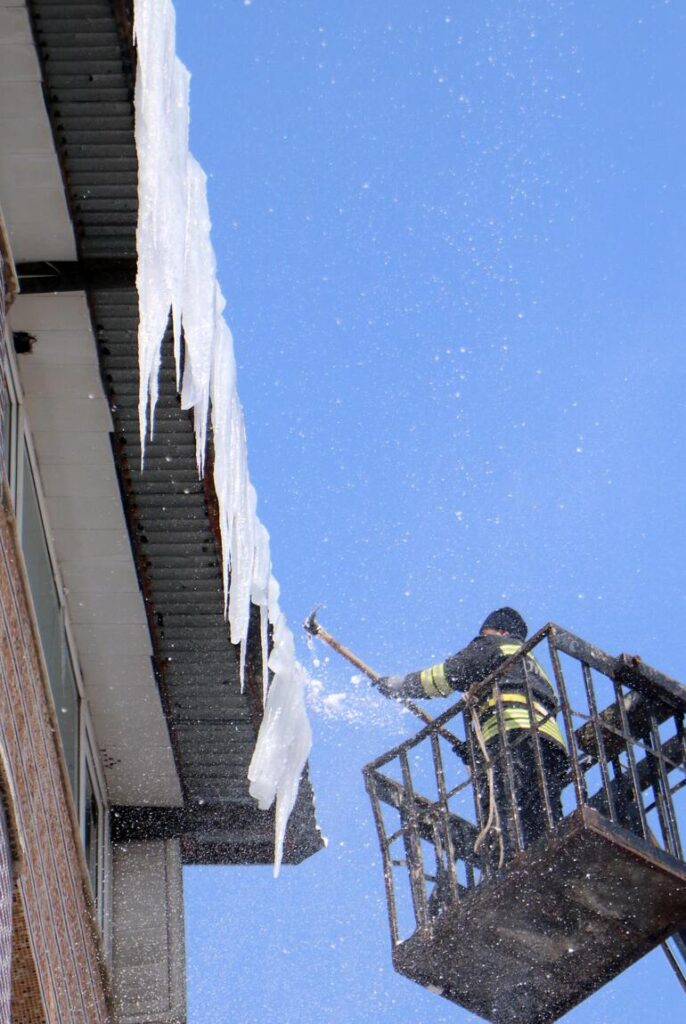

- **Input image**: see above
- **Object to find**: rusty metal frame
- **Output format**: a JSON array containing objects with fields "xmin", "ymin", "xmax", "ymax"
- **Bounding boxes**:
[{"xmin": 363, "ymin": 623, "xmax": 686, "ymax": 954}]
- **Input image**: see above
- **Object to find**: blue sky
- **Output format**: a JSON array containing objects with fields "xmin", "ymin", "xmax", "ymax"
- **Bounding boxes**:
[{"xmin": 174, "ymin": 2, "xmax": 686, "ymax": 1021}]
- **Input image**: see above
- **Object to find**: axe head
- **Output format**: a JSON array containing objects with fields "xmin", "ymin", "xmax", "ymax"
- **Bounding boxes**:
[{"xmin": 303, "ymin": 606, "xmax": 323, "ymax": 636}]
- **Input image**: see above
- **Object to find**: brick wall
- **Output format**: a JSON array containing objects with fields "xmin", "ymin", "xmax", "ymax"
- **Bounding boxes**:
[{"xmin": 0, "ymin": 500, "xmax": 109, "ymax": 1024}]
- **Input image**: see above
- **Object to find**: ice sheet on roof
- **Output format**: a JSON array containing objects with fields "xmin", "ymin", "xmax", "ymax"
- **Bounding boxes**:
[{"xmin": 134, "ymin": 0, "xmax": 314, "ymax": 875}]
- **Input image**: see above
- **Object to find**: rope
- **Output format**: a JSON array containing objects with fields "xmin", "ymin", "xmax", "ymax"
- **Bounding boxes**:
[{"xmin": 470, "ymin": 689, "xmax": 504, "ymax": 870}]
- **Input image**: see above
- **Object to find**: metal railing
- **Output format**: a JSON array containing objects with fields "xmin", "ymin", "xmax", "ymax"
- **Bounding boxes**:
[{"xmin": 363, "ymin": 624, "xmax": 686, "ymax": 949}]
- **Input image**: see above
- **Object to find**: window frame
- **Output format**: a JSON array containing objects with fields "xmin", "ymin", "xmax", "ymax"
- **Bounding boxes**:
[
  {"xmin": 0, "ymin": 331, "xmax": 18, "ymax": 504},
  {"xmin": 0, "ymin": 324, "xmax": 111, "ymax": 941},
  {"xmin": 81, "ymin": 732, "xmax": 109, "ymax": 935}
]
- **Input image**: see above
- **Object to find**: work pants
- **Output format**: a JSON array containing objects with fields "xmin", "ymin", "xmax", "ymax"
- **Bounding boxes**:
[{"xmin": 479, "ymin": 734, "xmax": 568, "ymax": 870}]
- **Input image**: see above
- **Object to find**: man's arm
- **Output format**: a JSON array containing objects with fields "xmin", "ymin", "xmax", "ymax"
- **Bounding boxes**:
[{"xmin": 377, "ymin": 637, "xmax": 494, "ymax": 700}]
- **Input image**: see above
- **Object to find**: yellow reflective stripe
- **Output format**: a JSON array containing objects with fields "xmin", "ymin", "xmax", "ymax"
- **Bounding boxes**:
[
  {"xmin": 481, "ymin": 721, "xmax": 565, "ymax": 747},
  {"xmin": 420, "ymin": 667, "xmax": 436, "ymax": 696},
  {"xmin": 497, "ymin": 643, "xmax": 552, "ymax": 685},
  {"xmin": 499, "ymin": 642, "xmax": 522, "ymax": 656},
  {"xmin": 540, "ymin": 720, "xmax": 565, "ymax": 746},
  {"xmin": 480, "ymin": 709, "xmax": 565, "ymax": 748},
  {"xmin": 432, "ymin": 663, "xmax": 452, "ymax": 697},
  {"xmin": 478, "ymin": 691, "xmax": 551, "ymax": 719},
  {"xmin": 481, "ymin": 713, "xmax": 564, "ymax": 745},
  {"xmin": 482, "ymin": 709, "xmax": 532, "ymax": 733},
  {"xmin": 526, "ymin": 652, "xmax": 552, "ymax": 685},
  {"xmin": 479, "ymin": 692, "xmax": 566, "ymax": 747},
  {"xmin": 420, "ymin": 662, "xmax": 451, "ymax": 698}
]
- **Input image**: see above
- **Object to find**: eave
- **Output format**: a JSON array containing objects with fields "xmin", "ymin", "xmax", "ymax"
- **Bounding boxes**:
[{"xmin": 24, "ymin": 0, "xmax": 322, "ymax": 865}]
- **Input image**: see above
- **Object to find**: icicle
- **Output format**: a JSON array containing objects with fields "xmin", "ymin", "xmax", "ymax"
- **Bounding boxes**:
[
  {"xmin": 247, "ymin": 600, "xmax": 313, "ymax": 877},
  {"xmin": 252, "ymin": 521, "xmax": 272, "ymax": 702},
  {"xmin": 180, "ymin": 156, "xmax": 220, "ymax": 477},
  {"xmin": 134, "ymin": 0, "xmax": 317, "ymax": 873},
  {"xmin": 134, "ymin": 0, "xmax": 190, "ymax": 456},
  {"xmin": 260, "ymin": 605, "xmax": 270, "ymax": 704},
  {"xmin": 167, "ymin": 57, "xmax": 191, "ymax": 387}
]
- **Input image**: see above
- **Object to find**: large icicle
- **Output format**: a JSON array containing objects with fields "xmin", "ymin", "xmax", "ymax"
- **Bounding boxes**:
[
  {"xmin": 134, "ymin": 0, "xmax": 316, "ymax": 873},
  {"xmin": 134, "ymin": 0, "xmax": 189, "ymax": 449},
  {"xmin": 180, "ymin": 155, "xmax": 220, "ymax": 476},
  {"xmin": 248, "ymin": 595, "xmax": 313, "ymax": 877}
]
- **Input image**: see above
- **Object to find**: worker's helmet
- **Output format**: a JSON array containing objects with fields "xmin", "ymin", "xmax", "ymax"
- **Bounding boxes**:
[{"xmin": 480, "ymin": 607, "xmax": 527, "ymax": 640}]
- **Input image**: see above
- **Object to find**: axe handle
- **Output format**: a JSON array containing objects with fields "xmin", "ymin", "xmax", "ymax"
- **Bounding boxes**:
[
  {"xmin": 311, "ymin": 623, "xmax": 439, "ymax": 730},
  {"xmin": 313, "ymin": 623, "xmax": 381, "ymax": 683}
]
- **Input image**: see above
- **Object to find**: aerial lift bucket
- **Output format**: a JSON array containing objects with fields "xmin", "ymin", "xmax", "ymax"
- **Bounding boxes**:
[{"xmin": 363, "ymin": 625, "xmax": 686, "ymax": 1024}]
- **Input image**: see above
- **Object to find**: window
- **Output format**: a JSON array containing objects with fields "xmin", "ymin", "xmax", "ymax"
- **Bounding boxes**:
[
  {"xmin": 84, "ymin": 759, "xmax": 100, "ymax": 902},
  {"xmin": 0, "ymin": 328, "xmax": 16, "ymax": 494},
  {"xmin": 20, "ymin": 445, "xmax": 80, "ymax": 796},
  {"xmin": 1, "ymin": 306, "xmax": 109, "ymax": 937},
  {"xmin": 82, "ymin": 737, "xmax": 108, "ymax": 935},
  {"xmin": 0, "ymin": 362, "xmax": 11, "ymax": 489}
]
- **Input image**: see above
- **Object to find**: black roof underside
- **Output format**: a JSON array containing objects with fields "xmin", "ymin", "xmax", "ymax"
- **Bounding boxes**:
[{"xmin": 24, "ymin": 0, "xmax": 321, "ymax": 866}]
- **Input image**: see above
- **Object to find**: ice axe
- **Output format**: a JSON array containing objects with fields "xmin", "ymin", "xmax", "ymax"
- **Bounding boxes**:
[{"xmin": 302, "ymin": 608, "xmax": 467, "ymax": 755}]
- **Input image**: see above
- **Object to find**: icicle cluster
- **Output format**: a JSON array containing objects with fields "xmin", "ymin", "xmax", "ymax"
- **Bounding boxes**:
[{"xmin": 134, "ymin": 0, "xmax": 314, "ymax": 875}]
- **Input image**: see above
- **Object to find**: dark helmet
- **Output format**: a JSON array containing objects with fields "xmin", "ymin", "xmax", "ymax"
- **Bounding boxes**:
[{"xmin": 480, "ymin": 607, "xmax": 527, "ymax": 641}]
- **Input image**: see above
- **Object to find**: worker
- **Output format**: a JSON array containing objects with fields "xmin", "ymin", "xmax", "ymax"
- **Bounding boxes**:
[{"xmin": 375, "ymin": 607, "xmax": 568, "ymax": 866}]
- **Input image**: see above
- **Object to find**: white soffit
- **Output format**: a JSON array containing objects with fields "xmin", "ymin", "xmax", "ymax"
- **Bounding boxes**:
[
  {"xmin": 0, "ymin": 1, "xmax": 76, "ymax": 261},
  {"xmin": 10, "ymin": 291, "xmax": 183, "ymax": 807}
]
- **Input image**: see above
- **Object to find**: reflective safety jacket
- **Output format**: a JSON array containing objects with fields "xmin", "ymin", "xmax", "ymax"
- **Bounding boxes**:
[{"xmin": 400, "ymin": 632, "xmax": 565, "ymax": 749}]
